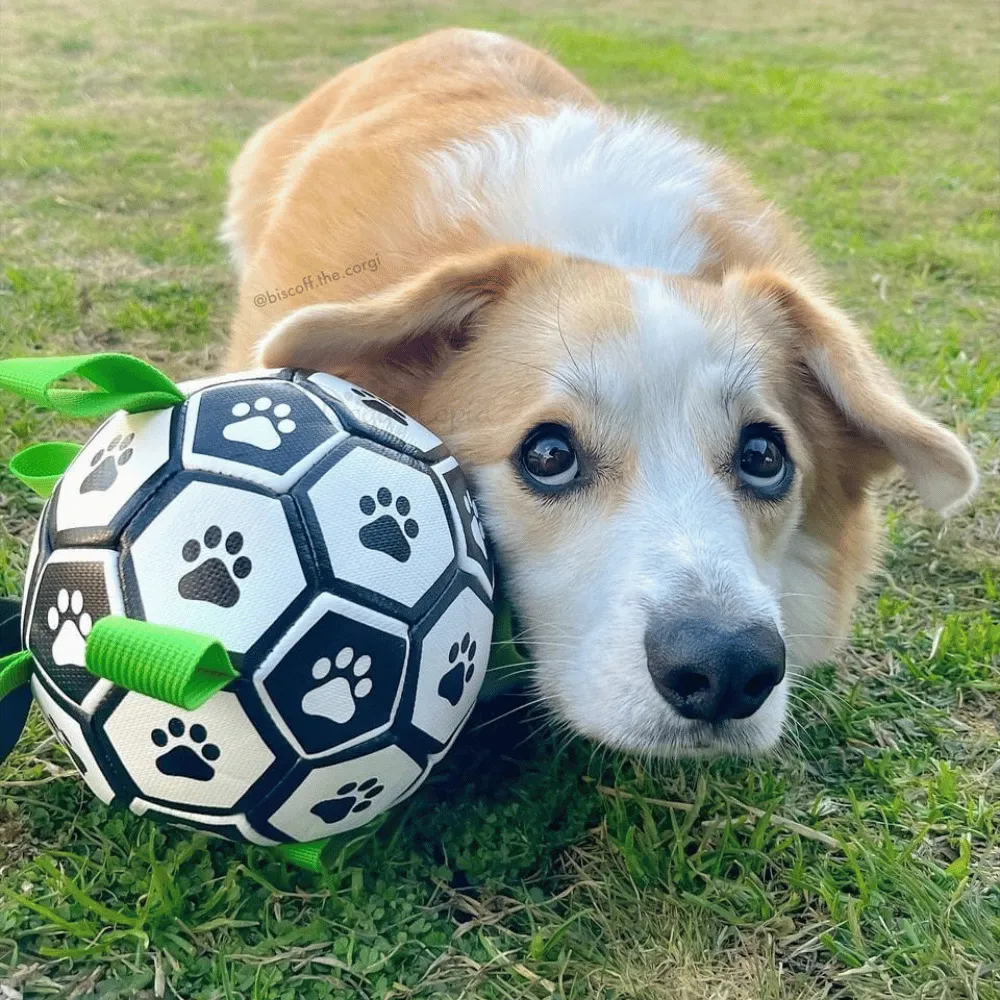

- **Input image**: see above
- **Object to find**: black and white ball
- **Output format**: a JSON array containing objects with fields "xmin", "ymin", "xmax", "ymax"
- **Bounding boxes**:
[{"xmin": 20, "ymin": 369, "xmax": 494, "ymax": 844}]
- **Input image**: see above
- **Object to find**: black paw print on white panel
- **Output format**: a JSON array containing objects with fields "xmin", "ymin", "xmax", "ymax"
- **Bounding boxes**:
[
  {"xmin": 301, "ymin": 372, "xmax": 445, "ymax": 460},
  {"xmin": 177, "ymin": 526, "xmax": 252, "ymax": 608},
  {"xmin": 151, "ymin": 717, "xmax": 221, "ymax": 782},
  {"xmin": 310, "ymin": 776, "xmax": 385, "ymax": 823},
  {"xmin": 358, "ymin": 487, "xmax": 419, "ymax": 563},
  {"xmin": 349, "ymin": 387, "xmax": 408, "ymax": 425},
  {"xmin": 438, "ymin": 631, "xmax": 478, "ymax": 706},
  {"xmin": 263, "ymin": 743, "xmax": 423, "ymax": 841},
  {"xmin": 80, "ymin": 433, "xmax": 134, "ymax": 493}
]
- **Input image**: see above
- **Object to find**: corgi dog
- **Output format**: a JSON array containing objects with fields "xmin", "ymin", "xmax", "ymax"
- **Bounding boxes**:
[{"xmin": 222, "ymin": 28, "xmax": 977, "ymax": 756}]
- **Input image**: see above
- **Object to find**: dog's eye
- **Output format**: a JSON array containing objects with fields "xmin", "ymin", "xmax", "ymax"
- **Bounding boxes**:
[
  {"xmin": 738, "ymin": 424, "xmax": 791, "ymax": 497},
  {"xmin": 520, "ymin": 424, "xmax": 579, "ymax": 489}
]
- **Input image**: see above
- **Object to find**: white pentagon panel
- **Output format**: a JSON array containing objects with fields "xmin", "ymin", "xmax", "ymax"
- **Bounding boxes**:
[
  {"xmin": 130, "ymin": 800, "xmax": 278, "ymax": 846},
  {"xmin": 128, "ymin": 480, "xmax": 306, "ymax": 654},
  {"xmin": 176, "ymin": 368, "xmax": 284, "ymax": 396},
  {"xmin": 183, "ymin": 378, "xmax": 346, "ymax": 491},
  {"xmin": 307, "ymin": 372, "xmax": 443, "ymax": 457},
  {"xmin": 307, "ymin": 448, "xmax": 454, "ymax": 608},
  {"xmin": 27, "ymin": 548, "xmax": 123, "ymax": 713},
  {"xmin": 268, "ymin": 744, "xmax": 422, "ymax": 841},
  {"xmin": 104, "ymin": 690, "xmax": 275, "ymax": 810},
  {"xmin": 32, "ymin": 677, "xmax": 115, "ymax": 804},
  {"xmin": 412, "ymin": 587, "xmax": 493, "ymax": 746},
  {"xmin": 433, "ymin": 457, "xmax": 494, "ymax": 597},
  {"xmin": 54, "ymin": 407, "xmax": 173, "ymax": 540},
  {"xmin": 254, "ymin": 593, "xmax": 409, "ymax": 759}
]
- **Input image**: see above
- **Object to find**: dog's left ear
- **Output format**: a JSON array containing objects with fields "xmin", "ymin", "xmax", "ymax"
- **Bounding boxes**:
[
  {"xmin": 256, "ymin": 244, "xmax": 552, "ymax": 407},
  {"xmin": 731, "ymin": 269, "xmax": 978, "ymax": 515}
]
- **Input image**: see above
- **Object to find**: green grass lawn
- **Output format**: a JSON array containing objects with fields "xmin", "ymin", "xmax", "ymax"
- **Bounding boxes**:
[{"xmin": 1, "ymin": 1, "xmax": 998, "ymax": 997}]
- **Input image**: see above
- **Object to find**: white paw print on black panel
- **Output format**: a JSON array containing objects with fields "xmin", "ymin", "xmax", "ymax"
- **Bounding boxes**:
[
  {"xmin": 28, "ymin": 558, "xmax": 114, "ymax": 706},
  {"xmin": 358, "ymin": 487, "xmax": 419, "ymax": 562},
  {"xmin": 177, "ymin": 526, "xmax": 251, "ymax": 608},
  {"xmin": 256, "ymin": 604, "xmax": 408, "ymax": 758},
  {"xmin": 302, "ymin": 647, "xmax": 373, "ymax": 725},
  {"xmin": 80, "ymin": 433, "xmax": 134, "ymax": 493},
  {"xmin": 223, "ymin": 397, "xmax": 296, "ymax": 450},
  {"xmin": 47, "ymin": 588, "xmax": 92, "ymax": 667},
  {"xmin": 151, "ymin": 717, "xmax": 221, "ymax": 782},
  {"xmin": 187, "ymin": 380, "xmax": 340, "ymax": 485}
]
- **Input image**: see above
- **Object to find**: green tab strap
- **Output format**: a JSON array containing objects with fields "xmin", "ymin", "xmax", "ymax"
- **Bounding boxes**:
[
  {"xmin": 274, "ymin": 840, "xmax": 328, "ymax": 873},
  {"xmin": 85, "ymin": 617, "xmax": 237, "ymax": 710},
  {"xmin": 0, "ymin": 650, "xmax": 34, "ymax": 765},
  {"xmin": 8, "ymin": 441, "xmax": 82, "ymax": 497},
  {"xmin": 0, "ymin": 353, "xmax": 184, "ymax": 419},
  {"xmin": 0, "ymin": 649, "xmax": 33, "ymax": 701}
]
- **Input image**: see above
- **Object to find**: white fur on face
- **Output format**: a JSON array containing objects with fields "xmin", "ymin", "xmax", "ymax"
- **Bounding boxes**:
[
  {"xmin": 418, "ymin": 105, "xmax": 839, "ymax": 756},
  {"xmin": 476, "ymin": 276, "xmax": 836, "ymax": 756}
]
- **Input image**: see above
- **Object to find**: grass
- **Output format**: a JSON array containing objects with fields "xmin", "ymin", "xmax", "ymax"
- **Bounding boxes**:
[{"xmin": 0, "ymin": 0, "xmax": 997, "ymax": 996}]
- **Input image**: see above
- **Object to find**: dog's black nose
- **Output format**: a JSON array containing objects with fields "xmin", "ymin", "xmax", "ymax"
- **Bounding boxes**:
[{"xmin": 645, "ymin": 619, "xmax": 785, "ymax": 722}]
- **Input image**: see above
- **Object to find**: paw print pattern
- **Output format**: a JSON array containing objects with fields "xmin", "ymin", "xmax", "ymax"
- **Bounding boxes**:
[
  {"xmin": 437, "ymin": 462, "xmax": 493, "ymax": 596},
  {"xmin": 178, "ymin": 526, "xmax": 252, "ymax": 608},
  {"xmin": 301, "ymin": 647, "xmax": 374, "ymax": 725},
  {"xmin": 47, "ymin": 589, "xmax": 92, "ymax": 667},
  {"xmin": 438, "ymin": 631, "xmax": 477, "ymax": 706},
  {"xmin": 80, "ymin": 433, "xmax": 135, "ymax": 494},
  {"xmin": 310, "ymin": 777, "xmax": 384, "ymax": 823},
  {"xmin": 463, "ymin": 492, "xmax": 487, "ymax": 556},
  {"xmin": 151, "ymin": 717, "xmax": 220, "ymax": 782},
  {"xmin": 358, "ymin": 488, "xmax": 419, "ymax": 562},
  {"xmin": 349, "ymin": 387, "xmax": 408, "ymax": 426},
  {"xmin": 222, "ymin": 397, "xmax": 296, "ymax": 451}
]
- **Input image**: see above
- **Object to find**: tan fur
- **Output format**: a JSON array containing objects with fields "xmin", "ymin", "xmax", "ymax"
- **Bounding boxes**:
[
  {"xmin": 221, "ymin": 28, "xmax": 978, "ymax": 753},
  {"xmin": 225, "ymin": 29, "xmax": 598, "ymax": 363}
]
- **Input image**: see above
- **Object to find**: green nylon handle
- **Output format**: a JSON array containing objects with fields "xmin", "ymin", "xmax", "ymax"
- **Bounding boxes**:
[
  {"xmin": 0, "ymin": 649, "xmax": 33, "ymax": 701},
  {"xmin": 0, "ymin": 353, "xmax": 184, "ymax": 419},
  {"xmin": 85, "ymin": 617, "xmax": 238, "ymax": 710},
  {"xmin": 275, "ymin": 841, "xmax": 328, "ymax": 873},
  {"xmin": 8, "ymin": 441, "xmax": 82, "ymax": 497}
]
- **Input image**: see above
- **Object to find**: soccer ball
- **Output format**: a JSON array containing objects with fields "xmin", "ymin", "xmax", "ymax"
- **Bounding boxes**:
[{"xmin": 20, "ymin": 368, "xmax": 494, "ymax": 844}]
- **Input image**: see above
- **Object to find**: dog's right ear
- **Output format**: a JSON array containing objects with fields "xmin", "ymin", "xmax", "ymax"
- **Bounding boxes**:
[{"xmin": 256, "ymin": 245, "xmax": 552, "ymax": 406}]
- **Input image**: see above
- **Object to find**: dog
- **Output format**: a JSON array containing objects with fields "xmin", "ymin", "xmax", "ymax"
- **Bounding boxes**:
[{"xmin": 221, "ymin": 28, "xmax": 978, "ymax": 757}]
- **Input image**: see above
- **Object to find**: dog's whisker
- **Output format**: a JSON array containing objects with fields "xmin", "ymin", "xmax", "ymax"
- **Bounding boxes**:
[{"xmin": 467, "ymin": 696, "xmax": 551, "ymax": 733}]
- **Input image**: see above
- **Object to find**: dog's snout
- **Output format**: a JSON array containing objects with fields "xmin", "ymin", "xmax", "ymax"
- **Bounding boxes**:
[{"xmin": 645, "ymin": 619, "xmax": 785, "ymax": 722}]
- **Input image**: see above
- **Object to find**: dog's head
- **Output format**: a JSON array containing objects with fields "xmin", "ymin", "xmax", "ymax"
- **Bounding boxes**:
[{"xmin": 257, "ymin": 246, "xmax": 978, "ymax": 755}]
